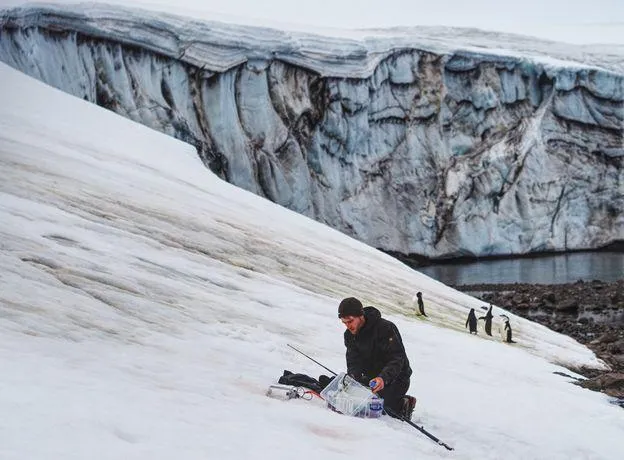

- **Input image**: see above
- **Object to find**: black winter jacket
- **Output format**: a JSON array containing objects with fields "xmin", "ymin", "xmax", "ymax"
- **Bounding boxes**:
[{"xmin": 344, "ymin": 306, "xmax": 412, "ymax": 385}]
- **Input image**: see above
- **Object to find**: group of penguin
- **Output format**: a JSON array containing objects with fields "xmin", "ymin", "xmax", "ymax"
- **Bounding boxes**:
[
  {"xmin": 414, "ymin": 292, "xmax": 515, "ymax": 343},
  {"xmin": 465, "ymin": 305, "xmax": 515, "ymax": 343}
]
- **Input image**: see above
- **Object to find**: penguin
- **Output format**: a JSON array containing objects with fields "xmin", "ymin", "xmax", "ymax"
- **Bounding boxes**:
[
  {"xmin": 465, "ymin": 308, "xmax": 478, "ymax": 334},
  {"xmin": 500, "ymin": 315, "xmax": 515, "ymax": 343},
  {"xmin": 478, "ymin": 305, "xmax": 494, "ymax": 336},
  {"xmin": 498, "ymin": 315, "xmax": 509, "ymax": 341},
  {"xmin": 414, "ymin": 291, "xmax": 427, "ymax": 317}
]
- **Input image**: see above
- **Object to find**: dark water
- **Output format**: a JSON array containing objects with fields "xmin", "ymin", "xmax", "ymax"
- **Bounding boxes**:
[{"xmin": 418, "ymin": 251, "xmax": 624, "ymax": 285}]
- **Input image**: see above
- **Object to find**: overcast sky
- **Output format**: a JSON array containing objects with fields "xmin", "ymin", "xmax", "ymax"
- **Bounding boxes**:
[
  {"xmin": 215, "ymin": 0, "xmax": 623, "ymax": 28},
  {"xmin": 138, "ymin": 0, "xmax": 624, "ymax": 43},
  {"xmin": 1, "ymin": 0, "xmax": 623, "ymax": 43}
]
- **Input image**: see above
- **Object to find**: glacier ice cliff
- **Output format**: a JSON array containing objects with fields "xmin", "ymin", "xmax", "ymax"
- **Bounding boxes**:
[{"xmin": 1, "ymin": 4, "xmax": 622, "ymax": 260}]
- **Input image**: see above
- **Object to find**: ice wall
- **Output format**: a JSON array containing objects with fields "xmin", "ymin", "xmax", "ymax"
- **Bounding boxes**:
[{"xmin": 1, "ymin": 4, "xmax": 622, "ymax": 259}]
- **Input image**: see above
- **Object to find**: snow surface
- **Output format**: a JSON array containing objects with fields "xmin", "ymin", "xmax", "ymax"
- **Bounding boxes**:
[
  {"xmin": 2, "ymin": 0, "xmax": 623, "ymax": 45},
  {"xmin": 2, "ymin": 2, "xmax": 624, "ymax": 77},
  {"xmin": 1, "ymin": 62, "xmax": 624, "ymax": 459}
]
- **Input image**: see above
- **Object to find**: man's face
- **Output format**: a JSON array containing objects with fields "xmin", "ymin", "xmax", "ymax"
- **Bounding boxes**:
[{"xmin": 341, "ymin": 315, "xmax": 365, "ymax": 335}]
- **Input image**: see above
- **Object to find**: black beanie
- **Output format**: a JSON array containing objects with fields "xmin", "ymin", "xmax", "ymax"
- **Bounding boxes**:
[{"xmin": 338, "ymin": 297, "xmax": 364, "ymax": 318}]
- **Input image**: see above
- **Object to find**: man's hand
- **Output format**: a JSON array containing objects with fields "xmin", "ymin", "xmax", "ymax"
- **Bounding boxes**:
[
  {"xmin": 349, "ymin": 372, "xmax": 367, "ymax": 385},
  {"xmin": 369, "ymin": 377, "xmax": 384, "ymax": 393}
]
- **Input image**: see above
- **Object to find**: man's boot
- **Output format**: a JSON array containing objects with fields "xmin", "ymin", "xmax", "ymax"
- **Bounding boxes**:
[{"xmin": 400, "ymin": 395, "xmax": 417, "ymax": 420}]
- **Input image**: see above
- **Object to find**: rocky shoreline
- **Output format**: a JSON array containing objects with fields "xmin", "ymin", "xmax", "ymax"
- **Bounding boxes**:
[{"xmin": 452, "ymin": 279, "xmax": 624, "ymax": 404}]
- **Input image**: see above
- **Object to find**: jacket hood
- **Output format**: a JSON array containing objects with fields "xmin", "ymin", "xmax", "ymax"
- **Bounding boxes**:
[{"xmin": 362, "ymin": 306, "xmax": 381, "ymax": 327}]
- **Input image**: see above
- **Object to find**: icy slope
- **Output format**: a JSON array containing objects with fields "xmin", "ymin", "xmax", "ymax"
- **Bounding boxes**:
[{"xmin": 1, "ymin": 62, "xmax": 623, "ymax": 459}]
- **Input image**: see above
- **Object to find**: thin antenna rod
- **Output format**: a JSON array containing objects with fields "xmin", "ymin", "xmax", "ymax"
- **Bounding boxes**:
[{"xmin": 287, "ymin": 343, "xmax": 337, "ymax": 376}]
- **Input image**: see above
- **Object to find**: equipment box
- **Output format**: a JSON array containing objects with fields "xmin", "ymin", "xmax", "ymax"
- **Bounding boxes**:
[{"xmin": 320, "ymin": 372, "xmax": 383, "ymax": 418}]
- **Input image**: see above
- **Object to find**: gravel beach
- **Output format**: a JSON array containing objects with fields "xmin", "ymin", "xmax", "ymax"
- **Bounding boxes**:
[{"xmin": 453, "ymin": 279, "xmax": 624, "ymax": 402}]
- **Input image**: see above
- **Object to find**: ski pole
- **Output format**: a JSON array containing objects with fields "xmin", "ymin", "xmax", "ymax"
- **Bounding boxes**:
[
  {"xmin": 286, "ymin": 343, "xmax": 454, "ymax": 451},
  {"xmin": 287, "ymin": 343, "xmax": 338, "ymax": 376},
  {"xmin": 383, "ymin": 406, "xmax": 454, "ymax": 450}
]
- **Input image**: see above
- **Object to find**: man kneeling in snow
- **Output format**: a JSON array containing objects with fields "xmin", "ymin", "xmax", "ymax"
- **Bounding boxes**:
[{"xmin": 338, "ymin": 297, "xmax": 416, "ymax": 420}]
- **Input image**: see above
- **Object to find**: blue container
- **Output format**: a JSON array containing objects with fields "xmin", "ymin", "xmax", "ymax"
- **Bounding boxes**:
[
  {"xmin": 367, "ymin": 396, "xmax": 384, "ymax": 418},
  {"xmin": 355, "ymin": 395, "xmax": 384, "ymax": 418}
]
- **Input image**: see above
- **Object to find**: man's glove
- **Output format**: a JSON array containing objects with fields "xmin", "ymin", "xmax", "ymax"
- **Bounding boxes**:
[
  {"xmin": 348, "ymin": 372, "xmax": 368, "ymax": 385},
  {"xmin": 369, "ymin": 377, "xmax": 385, "ymax": 393}
]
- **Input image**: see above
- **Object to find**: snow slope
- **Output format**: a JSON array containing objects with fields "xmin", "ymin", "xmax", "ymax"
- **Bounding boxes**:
[{"xmin": 1, "ymin": 62, "xmax": 623, "ymax": 459}]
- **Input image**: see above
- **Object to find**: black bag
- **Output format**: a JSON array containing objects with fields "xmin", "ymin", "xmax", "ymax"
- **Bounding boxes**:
[{"xmin": 278, "ymin": 370, "xmax": 334, "ymax": 393}]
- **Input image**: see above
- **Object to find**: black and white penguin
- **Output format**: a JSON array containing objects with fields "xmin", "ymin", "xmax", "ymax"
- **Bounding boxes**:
[
  {"xmin": 479, "ymin": 305, "xmax": 494, "ymax": 336},
  {"xmin": 414, "ymin": 292, "xmax": 427, "ymax": 317},
  {"xmin": 465, "ymin": 308, "xmax": 478, "ymax": 334},
  {"xmin": 500, "ymin": 315, "xmax": 515, "ymax": 343}
]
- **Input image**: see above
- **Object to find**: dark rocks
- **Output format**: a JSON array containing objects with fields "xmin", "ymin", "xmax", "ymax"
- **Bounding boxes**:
[
  {"xmin": 453, "ymin": 279, "xmax": 624, "ymax": 402},
  {"xmin": 553, "ymin": 371, "xmax": 581, "ymax": 380},
  {"xmin": 579, "ymin": 373, "xmax": 624, "ymax": 399},
  {"xmin": 555, "ymin": 299, "xmax": 579, "ymax": 312},
  {"xmin": 544, "ymin": 291, "xmax": 556, "ymax": 303},
  {"xmin": 592, "ymin": 331, "xmax": 619, "ymax": 345},
  {"xmin": 607, "ymin": 340, "xmax": 624, "ymax": 354}
]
